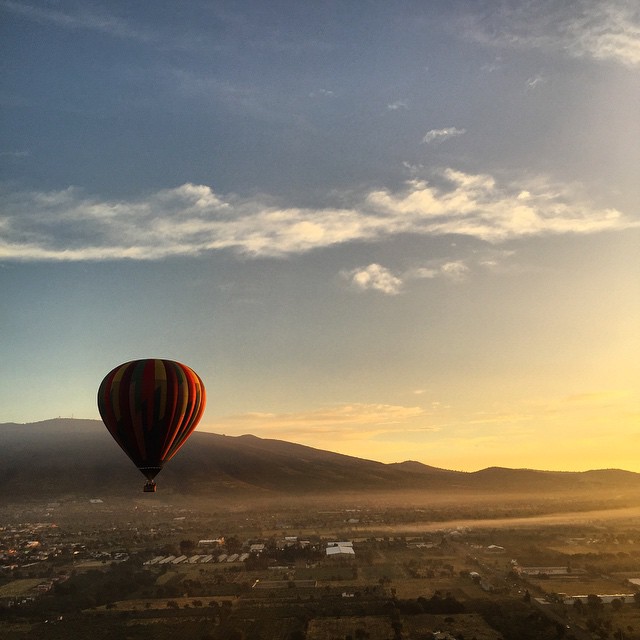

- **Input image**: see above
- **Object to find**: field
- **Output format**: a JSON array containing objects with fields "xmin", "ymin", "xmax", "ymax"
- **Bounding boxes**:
[
  {"xmin": 0, "ymin": 579, "xmax": 43, "ymax": 598},
  {"xmin": 402, "ymin": 613, "xmax": 502, "ymax": 640},
  {"xmin": 90, "ymin": 595, "xmax": 237, "ymax": 612},
  {"xmin": 527, "ymin": 575, "xmax": 632, "ymax": 597},
  {"xmin": 307, "ymin": 615, "xmax": 394, "ymax": 640}
]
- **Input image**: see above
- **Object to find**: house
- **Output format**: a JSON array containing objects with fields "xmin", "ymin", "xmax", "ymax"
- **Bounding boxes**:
[
  {"xmin": 327, "ymin": 541, "xmax": 353, "ymax": 549},
  {"xmin": 326, "ymin": 544, "xmax": 355, "ymax": 558},
  {"xmin": 198, "ymin": 538, "xmax": 224, "ymax": 547}
]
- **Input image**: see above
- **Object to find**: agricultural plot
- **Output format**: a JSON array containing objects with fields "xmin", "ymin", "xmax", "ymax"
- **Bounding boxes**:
[
  {"xmin": 155, "ymin": 572, "xmax": 178, "ymax": 587},
  {"xmin": 307, "ymin": 615, "xmax": 394, "ymax": 640},
  {"xmin": 604, "ymin": 607, "xmax": 640, "ymax": 637},
  {"xmin": 295, "ymin": 566, "xmax": 354, "ymax": 581},
  {"xmin": 402, "ymin": 613, "xmax": 503, "ymax": 640},
  {"xmin": 547, "ymin": 540, "xmax": 640, "ymax": 556},
  {"xmin": 526, "ymin": 574, "xmax": 630, "ymax": 597},
  {"xmin": 358, "ymin": 562, "xmax": 409, "ymax": 581},
  {"xmin": 0, "ymin": 621, "xmax": 34, "ymax": 640},
  {"xmin": 390, "ymin": 577, "xmax": 466, "ymax": 599},
  {"xmin": 0, "ymin": 579, "xmax": 43, "ymax": 597},
  {"xmin": 89, "ymin": 595, "xmax": 236, "ymax": 612}
]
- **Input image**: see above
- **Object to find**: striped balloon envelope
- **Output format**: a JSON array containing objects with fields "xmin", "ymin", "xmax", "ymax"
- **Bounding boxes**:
[{"xmin": 97, "ymin": 359, "xmax": 206, "ymax": 492}]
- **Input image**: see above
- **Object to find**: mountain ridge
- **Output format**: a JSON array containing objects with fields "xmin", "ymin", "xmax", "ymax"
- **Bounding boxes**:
[{"xmin": 1, "ymin": 418, "xmax": 639, "ymax": 498}]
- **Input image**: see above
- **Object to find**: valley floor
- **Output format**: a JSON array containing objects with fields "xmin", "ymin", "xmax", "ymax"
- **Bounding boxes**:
[{"xmin": 3, "ymin": 492, "xmax": 640, "ymax": 639}]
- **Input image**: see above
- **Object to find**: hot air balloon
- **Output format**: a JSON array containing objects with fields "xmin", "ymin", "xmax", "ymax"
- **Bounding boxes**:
[{"xmin": 97, "ymin": 359, "xmax": 206, "ymax": 492}]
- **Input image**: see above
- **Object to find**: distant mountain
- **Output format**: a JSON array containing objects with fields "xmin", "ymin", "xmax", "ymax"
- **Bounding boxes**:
[
  {"xmin": 389, "ymin": 460, "xmax": 454, "ymax": 474},
  {"xmin": 1, "ymin": 419, "xmax": 639, "ymax": 499}
]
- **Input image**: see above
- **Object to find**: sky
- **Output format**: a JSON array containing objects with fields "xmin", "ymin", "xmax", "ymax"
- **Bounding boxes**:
[{"xmin": 1, "ymin": 0, "xmax": 639, "ymax": 472}]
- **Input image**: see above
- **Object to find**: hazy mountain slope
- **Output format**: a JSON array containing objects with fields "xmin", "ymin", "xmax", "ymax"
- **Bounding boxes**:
[
  {"xmin": 0, "ymin": 418, "xmax": 451, "ymax": 497},
  {"xmin": 389, "ymin": 460, "xmax": 456, "ymax": 474},
  {"xmin": 1, "ymin": 419, "xmax": 639, "ymax": 498}
]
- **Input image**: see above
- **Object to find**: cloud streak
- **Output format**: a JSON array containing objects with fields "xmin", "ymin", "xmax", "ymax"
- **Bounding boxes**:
[
  {"xmin": 525, "ymin": 74, "xmax": 546, "ymax": 90},
  {"xmin": 0, "ymin": 0, "xmax": 158, "ymax": 43},
  {"xmin": 387, "ymin": 100, "xmax": 408, "ymax": 111},
  {"xmin": 422, "ymin": 127, "xmax": 466, "ymax": 144},
  {"xmin": 465, "ymin": 0, "xmax": 640, "ymax": 68},
  {"xmin": 0, "ymin": 169, "xmax": 633, "ymax": 262},
  {"xmin": 209, "ymin": 403, "xmax": 432, "ymax": 444}
]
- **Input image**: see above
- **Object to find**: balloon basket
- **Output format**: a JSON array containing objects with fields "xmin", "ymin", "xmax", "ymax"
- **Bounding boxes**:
[{"xmin": 143, "ymin": 481, "xmax": 157, "ymax": 493}]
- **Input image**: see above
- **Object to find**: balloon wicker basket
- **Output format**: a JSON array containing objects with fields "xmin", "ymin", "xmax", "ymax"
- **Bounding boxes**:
[{"xmin": 143, "ymin": 481, "xmax": 157, "ymax": 493}]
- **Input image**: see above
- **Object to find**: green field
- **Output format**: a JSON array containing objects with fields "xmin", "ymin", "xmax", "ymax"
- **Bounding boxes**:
[
  {"xmin": 0, "ymin": 579, "xmax": 43, "ymax": 597},
  {"xmin": 307, "ymin": 615, "xmax": 393, "ymax": 640}
]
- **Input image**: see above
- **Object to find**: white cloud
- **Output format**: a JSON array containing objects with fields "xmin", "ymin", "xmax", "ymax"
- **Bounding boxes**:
[
  {"xmin": 422, "ymin": 127, "xmax": 466, "ymax": 144},
  {"xmin": 0, "ymin": 168, "xmax": 634, "ymax": 262},
  {"xmin": 344, "ymin": 252, "xmax": 517, "ymax": 295},
  {"xmin": 440, "ymin": 261, "xmax": 470, "ymax": 282},
  {"xmin": 309, "ymin": 89, "xmax": 335, "ymax": 98},
  {"xmin": 526, "ymin": 74, "xmax": 546, "ymax": 89},
  {"xmin": 344, "ymin": 264, "xmax": 403, "ymax": 295},
  {"xmin": 364, "ymin": 169, "xmax": 629, "ymax": 242},
  {"xmin": 406, "ymin": 266, "xmax": 439, "ymax": 280},
  {"xmin": 464, "ymin": 0, "xmax": 640, "ymax": 68},
  {"xmin": 387, "ymin": 100, "xmax": 408, "ymax": 110},
  {"xmin": 407, "ymin": 259, "xmax": 471, "ymax": 283}
]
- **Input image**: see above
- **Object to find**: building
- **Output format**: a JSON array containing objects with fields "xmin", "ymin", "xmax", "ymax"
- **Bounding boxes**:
[{"xmin": 326, "ymin": 542, "xmax": 355, "ymax": 558}]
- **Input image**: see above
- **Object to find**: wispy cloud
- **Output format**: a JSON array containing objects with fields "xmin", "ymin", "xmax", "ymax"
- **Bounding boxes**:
[
  {"xmin": 422, "ymin": 127, "xmax": 466, "ymax": 144},
  {"xmin": 0, "ymin": 149, "xmax": 29, "ymax": 158},
  {"xmin": 561, "ymin": 390, "xmax": 630, "ymax": 406},
  {"xmin": 464, "ymin": 0, "xmax": 640, "ymax": 68},
  {"xmin": 0, "ymin": 0, "xmax": 157, "ymax": 43},
  {"xmin": 364, "ymin": 169, "xmax": 631, "ymax": 241},
  {"xmin": 309, "ymin": 89, "xmax": 335, "ymax": 98},
  {"xmin": 1, "ymin": 1, "xmax": 335, "ymax": 56},
  {"xmin": 211, "ymin": 403, "xmax": 429, "ymax": 441},
  {"xmin": 409, "ymin": 261, "xmax": 470, "ymax": 283},
  {"xmin": 526, "ymin": 74, "xmax": 546, "ymax": 89},
  {"xmin": 170, "ymin": 68, "xmax": 310, "ymax": 124},
  {"xmin": 171, "ymin": 68, "xmax": 265, "ymax": 115},
  {"xmin": 0, "ymin": 169, "xmax": 633, "ymax": 262},
  {"xmin": 387, "ymin": 100, "xmax": 408, "ymax": 111}
]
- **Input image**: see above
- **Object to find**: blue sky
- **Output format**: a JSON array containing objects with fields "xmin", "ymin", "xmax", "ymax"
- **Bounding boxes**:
[{"xmin": 1, "ymin": 0, "xmax": 639, "ymax": 471}]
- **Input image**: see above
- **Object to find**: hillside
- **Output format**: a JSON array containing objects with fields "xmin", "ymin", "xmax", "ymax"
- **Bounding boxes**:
[{"xmin": 1, "ymin": 418, "xmax": 639, "ymax": 498}]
